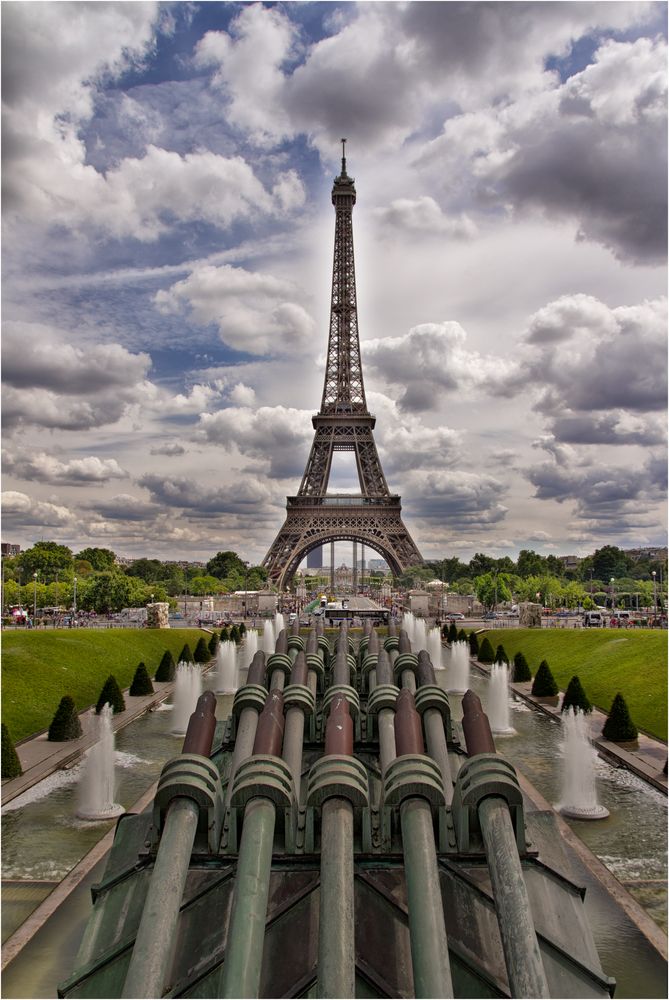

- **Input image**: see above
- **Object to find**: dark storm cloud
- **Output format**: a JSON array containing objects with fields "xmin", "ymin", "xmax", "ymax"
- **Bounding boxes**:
[
  {"xmin": 549, "ymin": 412, "xmax": 666, "ymax": 446},
  {"xmin": 86, "ymin": 494, "xmax": 161, "ymax": 521},
  {"xmin": 403, "ymin": 470, "xmax": 509, "ymax": 531},
  {"xmin": 138, "ymin": 473, "xmax": 281, "ymax": 517}
]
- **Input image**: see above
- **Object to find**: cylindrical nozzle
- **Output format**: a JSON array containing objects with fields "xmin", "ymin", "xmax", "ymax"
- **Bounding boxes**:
[
  {"xmin": 247, "ymin": 650, "xmax": 267, "ymax": 686},
  {"xmin": 388, "ymin": 620, "xmax": 398, "ymax": 638},
  {"xmin": 290, "ymin": 650, "xmax": 308, "ymax": 686},
  {"xmin": 275, "ymin": 629, "xmax": 288, "ymax": 655},
  {"xmin": 375, "ymin": 647, "xmax": 393, "ymax": 686},
  {"xmin": 394, "ymin": 689, "xmax": 424, "ymax": 755},
  {"xmin": 461, "ymin": 689, "xmax": 496, "ymax": 755},
  {"xmin": 363, "ymin": 619, "xmax": 372, "ymax": 636},
  {"xmin": 336, "ymin": 626, "xmax": 349, "ymax": 652},
  {"xmin": 325, "ymin": 694, "xmax": 353, "ymax": 756},
  {"xmin": 416, "ymin": 650, "xmax": 436, "ymax": 687},
  {"xmin": 333, "ymin": 646, "xmax": 350, "ymax": 686},
  {"xmin": 399, "ymin": 630, "xmax": 412, "ymax": 655},
  {"xmin": 290, "ymin": 618, "xmax": 301, "ymax": 637},
  {"xmin": 306, "ymin": 629, "xmax": 318, "ymax": 656},
  {"xmin": 367, "ymin": 630, "xmax": 379, "ymax": 655},
  {"xmin": 252, "ymin": 689, "xmax": 285, "ymax": 756},
  {"xmin": 182, "ymin": 690, "xmax": 217, "ymax": 756}
]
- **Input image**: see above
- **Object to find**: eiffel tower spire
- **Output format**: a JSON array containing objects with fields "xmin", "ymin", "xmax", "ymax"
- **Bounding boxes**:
[{"xmin": 263, "ymin": 147, "xmax": 423, "ymax": 588}]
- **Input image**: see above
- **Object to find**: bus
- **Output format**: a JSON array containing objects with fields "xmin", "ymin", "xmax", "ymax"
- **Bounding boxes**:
[{"xmin": 322, "ymin": 607, "xmax": 390, "ymax": 626}]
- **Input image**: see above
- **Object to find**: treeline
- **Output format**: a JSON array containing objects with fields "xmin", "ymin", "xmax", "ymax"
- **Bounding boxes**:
[{"xmin": 1, "ymin": 543, "xmax": 267, "ymax": 615}]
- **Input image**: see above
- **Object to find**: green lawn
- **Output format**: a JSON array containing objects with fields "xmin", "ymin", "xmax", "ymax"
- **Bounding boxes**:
[
  {"xmin": 478, "ymin": 628, "xmax": 668, "ymax": 740},
  {"xmin": 1, "ymin": 628, "xmax": 210, "ymax": 742}
]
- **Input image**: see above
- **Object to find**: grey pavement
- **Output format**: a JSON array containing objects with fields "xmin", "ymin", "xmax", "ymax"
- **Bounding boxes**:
[{"xmin": 472, "ymin": 660, "xmax": 668, "ymax": 795}]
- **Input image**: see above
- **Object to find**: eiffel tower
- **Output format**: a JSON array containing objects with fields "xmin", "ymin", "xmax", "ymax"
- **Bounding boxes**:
[{"xmin": 263, "ymin": 142, "xmax": 423, "ymax": 589}]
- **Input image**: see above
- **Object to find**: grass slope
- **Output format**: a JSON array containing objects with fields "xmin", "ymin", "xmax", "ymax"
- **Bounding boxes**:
[
  {"xmin": 479, "ymin": 628, "xmax": 667, "ymax": 740},
  {"xmin": 1, "ymin": 628, "xmax": 210, "ymax": 742}
]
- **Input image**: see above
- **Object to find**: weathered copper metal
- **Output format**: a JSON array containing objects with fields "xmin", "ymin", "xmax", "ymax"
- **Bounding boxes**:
[
  {"xmin": 246, "ymin": 650, "xmax": 267, "ymax": 686},
  {"xmin": 325, "ymin": 694, "xmax": 353, "ymax": 756},
  {"xmin": 376, "ymin": 647, "xmax": 394, "ymax": 686},
  {"xmin": 462, "ymin": 690, "xmax": 496, "ymax": 755},
  {"xmin": 333, "ymin": 646, "xmax": 350, "ymax": 687},
  {"xmin": 394, "ymin": 689, "xmax": 425, "ymax": 756},
  {"xmin": 416, "ymin": 649, "xmax": 436, "ymax": 687},
  {"xmin": 291, "ymin": 650, "xmax": 308, "ymax": 687},
  {"xmin": 253, "ymin": 690, "xmax": 285, "ymax": 756},
  {"xmin": 274, "ymin": 629, "xmax": 288, "ymax": 655},
  {"xmin": 182, "ymin": 690, "xmax": 217, "ymax": 757},
  {"xmin": 398, "ymin": 630, "xmax": 412, "ymax": 655}
]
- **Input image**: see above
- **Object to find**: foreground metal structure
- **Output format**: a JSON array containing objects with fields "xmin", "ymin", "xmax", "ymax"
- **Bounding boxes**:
[
  {"xmin": 59, "ymin": 622, "xmax": 616, "ymax": 999},
  {"xmin": 263, "ymin": 144, "xmax": 423, "ymax": 588}
]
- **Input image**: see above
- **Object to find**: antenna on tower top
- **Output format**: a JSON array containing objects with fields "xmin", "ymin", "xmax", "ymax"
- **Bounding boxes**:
[{"xmin": 341, "ymin": 137, "xmax": 347, "ymax": 174}]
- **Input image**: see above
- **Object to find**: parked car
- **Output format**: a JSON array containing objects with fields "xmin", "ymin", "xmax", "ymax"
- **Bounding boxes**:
[
  {"xmin": 445, "ymin": 612, "xmax": 465, "ymax": 620},
  {"xmin": 583, "ymin": 611, "xmax": 604, "ymax": 628},
  {"xmin": 482, "ymin": 612, "xmax": 498, "ymax": 620}
]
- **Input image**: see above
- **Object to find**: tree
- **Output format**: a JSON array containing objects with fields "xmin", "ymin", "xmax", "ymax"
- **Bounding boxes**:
[
  {"xmin": 592, "ymin": 546, "xmax": 630, "ymax": 582},
  {"xmin": 457, "ymin": 628, "xmax": 468, "ymax": 643},
  {"xmin": 82, "ymin": 572, "xmax": 132, "ymax": 614},
  {"xmin": 495, "ymin": 644, "xmax": 509, "ymax": 664},
  {"xmin": 190, "ymin": 575, "xmax": 225, "ymax": 596},
  {"xmin": 208, "ymin": 632, "xmax": 220, "ymax": 656},
  {"xmin": 468, "ymin": 631, "xmax": 479, "ymax": 656},
  {"xmin": 155, "ymin": 650, "xmax": 176, "ymax": 682},
  {"xmin": 1, "ymin": 724, "xmax": 22, "ymax": 778},
  {"xmin": 448, "ymin": 623, "xmax": 458, "ymax": 643},
  {"xmin": 18, "ymin": 541, "xmax": 73, "ymax": 577},
  {"xmin": 193, "ymin": 637, "xmax": 211, "ymax": 663},
  {"xmin": 125, "ymin": 558, "xmax": 164, "ymax": 582},
  {"xmin": 178, "ymin": 643, "xmax": 194, "ymax": 664},
  {"xmin": 468, "ymin": 552, "xmax": 497, "ymax": 576},
  {"xmin": 229, "ymin": 625, "xmax": 241, "ymax": 643},
  {"xmin": 477, "ymin": 637, "xmax": 495, "ymax": 663},
  {"xmin": 561, "ymin": 676, "xmax": 592, "ymax": 714},
  {"xmin": 531, "ymin": 660, "xmax": 558, "ymax": 697},
  {"xmin": 48, "ymin": 695, "xmax": 83, "ymax": 741},
  {"xmin": 602, "ymin": 693, "xmax": 638, "ymax": 742},
  {"xmin": 76, "ymin": 547, "xmax": 116, "ymax": 572},
  {"xmin": 475, "ymin": 573, "xmax": 512, "ymax": 611},
  {"xmin": 129, "ymin": 663, "xmax": 154, "ymax": 696},
  {"xmin": 512, "ymin": 651, "xmax": 532, "ymax": 683},
  {"xmin": 206, "ymin": 550, "xmax": 247, "ymax": 580},
  {"xmin": 96, "ymin": 675, "xmax": 126, "ymax": 714},
  {"xmin": 516, "ymin": 550, "xmax": 546, "ymax": 578},
  {"xmin": 219, "ymin": 626, "xmax": 229, "ymax": 642}
]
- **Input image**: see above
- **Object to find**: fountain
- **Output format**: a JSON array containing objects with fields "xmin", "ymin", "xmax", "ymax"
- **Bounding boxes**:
[
  {"xmin": 241, "ymin": 628, "xmax": 259, "ymax": 668},
  {"xmin": 413, "ymin": 617, "xmax": 427, "ymax": 653},
  {"xmin": 170, "ymin": 663, "xmax": 203, "ymax": 735},
  {"xmin": 402, "ymin": 611, "xmax": 416, "ymax": 644},
  {"xmin": 557, "ymin": 708, "xmax": 610, "ymax": 820},
  {"xmin": 75, "ymin": 704, "xmax": 124, "ymax": 821},
  {"xmin": 275, "ymin": 611, "xmax": 285, "ymax": 635},
  {"xmin": 427, "ymin": 627, "xmax": 443, "ymax": 669},
  {"xmin": 447, "ymin": 640, "xmax": 470, "ymax": 694},
  {"xmin": 262, "ymin": 619, "xmax": 276, "ymax": 654},
  {"xmin": 214, "ymin": 641, "xmax": 238, "ymax": 694},
  {"xmin": 488, "ymin": 661, "xmax": 515, "ymax": 735}
]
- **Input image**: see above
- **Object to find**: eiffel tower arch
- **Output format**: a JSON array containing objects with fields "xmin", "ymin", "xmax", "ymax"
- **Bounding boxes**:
[{"xmin": 263, "ymin": 142, "xmax": 423, "ymax": 590}]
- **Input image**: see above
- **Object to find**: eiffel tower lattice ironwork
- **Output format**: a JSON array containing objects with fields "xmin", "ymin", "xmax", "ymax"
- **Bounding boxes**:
[{"xmin": 263, "ymin": 143, "xmax": 423, "ymax": 589}]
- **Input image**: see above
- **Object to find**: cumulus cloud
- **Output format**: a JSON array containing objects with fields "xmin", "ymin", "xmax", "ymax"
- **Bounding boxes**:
[
  {"xmin": 365, "ymin": 322, "xmax": 521, "ymax": 412},
  {"xmin": 86, "ymin": 494, "xmax": 161, "ymax": 522},
  {"xmin": 1, "ymin": 491, "xmax": 78, "ymax": 528},
  {"xmin": 155, "ymin": 264, "xmax": 316, "ymax": 356},
  {"xmin": 149, "ymin": 442, "xmax": 187, "ymax": 457},
  {"xmin": 138, "ymin": 473, "xmax": 282, "ymax": 516},
  {"xmin": 197, "ymin": 404, "xmax": 313, "ymax": 478},
  {"xmin": 373, "ymin": 197, "xmax": 477, "ymax": 239},
  {"xmin": 405, "ymin": 470, "xmax": 509, "ymax": 531},
  {"xmin": 3, "ymin": 451, "xmax": 126, "ymax": 485}
]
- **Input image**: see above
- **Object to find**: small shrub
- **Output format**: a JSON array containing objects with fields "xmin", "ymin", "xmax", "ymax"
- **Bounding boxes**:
[
  {"xmin": 602, "ymin": 693, "xmax": 638, "ymax": 742},
  {"xmin": 561, "ymin": 675, "xmax": 592, "ymax": 714},
  {"xmin": 155, "ymin": 650, "xmax": 176, "ymax": 682},
  {"xmin": 495, "ymin": 643, "xmax": 509, "ymax": 664},
  {"xmin": 468, "ymin": 631, "xmax": 479, "ymax": 656},
  {"xmin": 219, "ymin": 626, "xmax": 229, "ymax": 641},
  {"xmin": 193, "ymin": 637, "xmax": 211, "ymax": 663},
  {"xmin": 448, "ymin": 623, "xmax": 458, "ymax": 643},
  {"xmin": 512, "ymin": 651, "xmax": 532, "ymax": 683},
  {"xmin": 457, "ymin": 628, "xmax": 468, "ymax": 643},
  {"xmin": 239, "ymin": 622, "xmax": 246, "ymax": 635},
  {"xmin": 48, "ymin": 695, "xmax": 82, "ymax": 741},
  {"xmin": 129, "ymin": 662, "xmax": 154, "ymax": 697},
  {"xmin": 477, "ymin": 637, "xmax": 495, "ymax": 663},
  {"xmin": 208, "ymin": 632, "xmax": 220, "ymax": 656},
  {"xmin": 229, "ymin": 625, "xmax": 240, "ymax": 644},
  {"xmin": 178, "ymin": 643, "xmax": 194, "ymax": 664},
  {"xmin": 1, "ymin": 724, "xmax": 22, "ymax": 779},
  {"xmin": 531, "ymin": 660, "xmax": 558, "ymax": 698},
  {"xmin": 96, "ymin": 675, "xmax": 126, "ymax": 715}
]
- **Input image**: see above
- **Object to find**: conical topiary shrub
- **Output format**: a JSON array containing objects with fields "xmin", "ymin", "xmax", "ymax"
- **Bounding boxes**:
[
  {"xmin": 495, "ymin": 643, "xmax": 509, "ymax": 664},
  {"xmin": 208, "ymin": 632, "xmax": 220, "ymax": 656},
  {"xmin": 512, "ymin": 650, "xmax": 532, "ymax": 683},
  {"xmin": 219, "ymin": 626, "xmax": 229, "ymax": 641},
  {"xmin": 48, "ymin": 695, "xmax": 83, "ymax": 741},
  {"xmin": 457, "ymin": 628, "xmax": 468, "ymax": 643},
  {"xmin": 129, "ymin": 662, "xmax": 154, "ymax": 697},
  {"xmin": 531, "ymin": 660, "xmax": 558, "ymax": 698},
  {"xmin": 229, "ymin": 625, "xmax": 240, "ymax": 644},
  {"xmin": 178, "ymin": 643, "xmax": 194, "ymax": 664},
  {"xmin": 468, "ymin": 631, "xmax": 479, "ymax": 656},
  {"xmin": 239, "ymin": 622, "xmax": 246, "ymax": 635},
  {"xmin": 477, "ymin": 636, "xmax": 495, "ymax": 663},
  {"xmin": 1, "ymin": 724, "xmax": 22, "ymax": 779},
  {"xmin": 193, "ymin": 637, "xmax": 211, "ymax": 663},
  {"xmin": 155, "ymin": 650, "xmax": 176, "ymax": 682},
  {"xmin": 561, "ymin": 675, "xmax": 592, "ymax": 714},
  {"xmin": 602, "ymin": 693, "xmax": 638, "ymax": 743},
  {"xmin": 96, "ymin": 674, "xmax": 126, "ymax": 715},
  {"xmin": 448, "ymin": 623, "xmax": 458, "ymax": 643}
]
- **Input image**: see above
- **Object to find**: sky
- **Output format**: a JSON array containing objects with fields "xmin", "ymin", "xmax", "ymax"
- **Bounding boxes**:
[{"xmin": 2, "ymin": 0, "xmax": 667, "ymax": 569}]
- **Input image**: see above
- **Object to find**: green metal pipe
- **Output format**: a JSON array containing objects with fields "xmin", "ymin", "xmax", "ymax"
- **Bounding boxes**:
[
  {"xmin": 378, "ymin": 708, "xmax": 397, "ymax": 774},
  {"xmin": 220, "ymin": 797, "xmax": 277, "ymax": 999},
  {"xmin": 225, "ymin": 705, "xmax": 260, "ymax": 810},
  {"xmin": 269, "ymin": 669, "xmax": 286, "ymax": 690},
  {"xmin": 283, "ymin": 707, "xmax": 305, "ymax": 800},
  {"xmin": 400, "ymin": 797, "xmax": 454, "ymax": 999},
  {"xmin": 318, "ymin": 798, "xmax": 356, "ymax": 999},
  {"xmin": 401, "ymin": 669, "xmax": 416, "ymax": 693},
  {"xmin": 121, "ymin": 797, "xmax": 199, "ymax": 999},
  {"xmin": 479, "ymin": 796, "xmax": 550, "ymax": 998},
  {"xmin": 423, "ymin": 708, "xmax": 453, "ymax": 805}
]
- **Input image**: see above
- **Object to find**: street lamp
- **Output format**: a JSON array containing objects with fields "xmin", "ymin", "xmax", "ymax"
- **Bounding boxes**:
[
  {"xmin": 610, "ymin": 578, "xmax": 615, "ymax": 613},
  {"xmin": 33, "ymin": 571, "xmax": 38, "ymax": 622},
  {"xmin": 73, "ymin": 577, "xmax": 78, "ymax": 615},
  {"xmin": 652, "ymin": 571, "xmax": 657, "ymax": 620}
]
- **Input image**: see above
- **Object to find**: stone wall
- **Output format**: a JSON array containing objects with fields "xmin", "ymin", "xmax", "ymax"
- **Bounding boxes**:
[{"xmin": 146, "ymin": 602, "xmax": 170, "ymax": 628}]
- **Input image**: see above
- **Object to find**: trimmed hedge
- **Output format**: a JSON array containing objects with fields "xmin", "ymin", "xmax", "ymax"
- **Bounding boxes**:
[
  {"xmin": 448, "ymin": 623, "xmax": 459, "ymax": 643},
  {"xmin": 457, "ymin": 628, "xmax": 468, "ymax": 643},
  {"xmin": 561, "ymin": 675, "xmax": 592, "ymax": 714},
  {"xmin": 48, "ymin": 695, "xmax": 82, "ymax": 741},
  {"xmin": 477, "ymin": 637, "xmax": 495, "ymax": 663},
  {"xmin": 495, "ymin": 643, "xmax": 509, "ymax": 664},
  {"xmin": 531, "ymin": 660, "xmax": 559, "ymax": 697},
  {"xmin": 219, "ymin": 626, "xmax": 229, "ymax": 641},
  {"xmin": 229, "ymin": 625, "xmax": 240, "ymax": 644},
  {"xmin": 208, "ymin": 632, "xmax": 220, "ymax": 656},
  {"xmin": 178, "ymin": 643, "xmax": 194, "ymax": 664},
  {"xmin": 193, "ymin": 637, "xmax": 211, "ymax": 663},
  {"xmin": 602, "ymin": 693, "xmax": 638, "ymax": 742},
  {"xmin": 1, "ymin": 724, "xmax": 22, "ymax": 779},
  {"xmin": 129, "ymin": 662, "xmax": 154, "ymax": 697},
  {"xmin": 155, "ymin": 650, "xmax": 176, "ymax": 682},
  {"xmin": 468, "ymin": 631, "xmax": 479, "ymax": 656},
  {"xmin": 96, "ymin": 674, "xmax": 126, "ymax": 714},
  {"xmin": 512, "ymin": 650, "xmax": 532, "ymax": 683}
]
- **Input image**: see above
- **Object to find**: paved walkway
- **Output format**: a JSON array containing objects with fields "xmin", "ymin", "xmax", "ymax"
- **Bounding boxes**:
[
  {"xmin": 1, "ymin": 680, "xmax": 177, "ymax": 806},
  {"xmin": 472, "ymin": 660, "xmax": 668, "ymax": 794}
]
